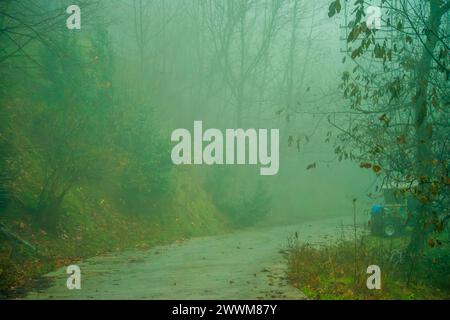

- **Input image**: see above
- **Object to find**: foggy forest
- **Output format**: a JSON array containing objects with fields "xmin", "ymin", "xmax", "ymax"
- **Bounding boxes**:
[{"xmin": 0, "ymin": 0, "xmax": 449, "ymax": 300}]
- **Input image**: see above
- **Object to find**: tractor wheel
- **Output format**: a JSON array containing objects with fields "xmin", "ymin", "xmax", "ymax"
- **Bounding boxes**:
[{"xmin": 384, "ymin": 224, "xmax": 396, "ymax": 237}]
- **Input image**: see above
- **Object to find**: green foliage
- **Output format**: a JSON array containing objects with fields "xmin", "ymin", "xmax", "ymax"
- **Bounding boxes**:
[
  {"xmin": 328, "ymin": 0, "xmax": 341, "ymax": 18},
  {"xmin": 329, "ymin": 0, "xmax": 450, "ymax": 251},
  {"xmin": 286, "ymin": 233, "xmax": 450, "ymax": 299},
  {"xmin": 0, "ymin": 141, "xmax": 11, "ymax": 213},
  {"xmin": 2, "ymin": 21, "xmax": 172, "ymax": 229},
  {"xmin": 207, "ymin": 168, "xmax": 272, "ymax": 227}
]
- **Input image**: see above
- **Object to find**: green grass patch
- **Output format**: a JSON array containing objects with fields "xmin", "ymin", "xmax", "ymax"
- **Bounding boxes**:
[{"xmin": 286, "ymin": 233, "xmax": 450, "ymax": 300}]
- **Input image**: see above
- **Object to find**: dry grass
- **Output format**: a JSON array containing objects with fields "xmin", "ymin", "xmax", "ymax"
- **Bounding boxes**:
[{"xmin": 286, "ymin": 232, "xmax": 450, "ymax": 300}]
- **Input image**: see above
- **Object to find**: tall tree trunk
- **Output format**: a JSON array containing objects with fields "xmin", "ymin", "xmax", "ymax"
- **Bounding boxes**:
[{"xmin": 408, "ymin": 1, "xmax": 446, "ymax": 254}]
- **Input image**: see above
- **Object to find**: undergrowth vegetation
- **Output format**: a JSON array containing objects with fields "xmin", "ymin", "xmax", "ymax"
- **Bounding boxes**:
[
  {"xmin": 0, "ymin": 168, "xmax": 227, "ymax": 297},
  {"xmin": 286, "ymin": 230, "xmax": 450, "ymax": 300}
]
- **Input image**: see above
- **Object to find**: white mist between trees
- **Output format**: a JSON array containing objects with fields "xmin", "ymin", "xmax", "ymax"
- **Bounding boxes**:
[{"xmin": 171, "ymin": 121, "xmax": 279, "ymax": 176}]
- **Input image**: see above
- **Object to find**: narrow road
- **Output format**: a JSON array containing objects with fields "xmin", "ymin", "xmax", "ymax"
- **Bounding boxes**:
[{"xmin": 25, "ymin": 217, "xmax": 357, "ymax": 299}]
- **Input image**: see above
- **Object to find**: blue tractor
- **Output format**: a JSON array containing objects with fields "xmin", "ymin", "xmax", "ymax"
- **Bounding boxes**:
[{"xmin": 369, "ymin": 184, "xmax": 417, "ymax": 237}]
